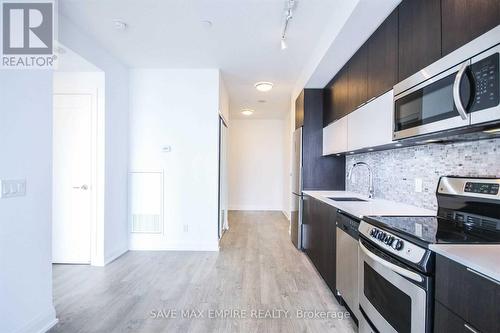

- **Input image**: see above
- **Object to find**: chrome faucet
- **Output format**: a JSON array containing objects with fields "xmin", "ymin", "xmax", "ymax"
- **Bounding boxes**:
[{"xmin": 347, "ymin": 162, "xmax": 374, "ymax": 199}]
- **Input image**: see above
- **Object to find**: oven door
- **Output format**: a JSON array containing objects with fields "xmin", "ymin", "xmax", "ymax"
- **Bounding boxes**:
[
  {"xmin": 393, "ymin": 61, "xmax": 473, "ymax": 140},
  {"xmin": 358, "ymin": 239, "xmax": 429, "ymax": 333}
]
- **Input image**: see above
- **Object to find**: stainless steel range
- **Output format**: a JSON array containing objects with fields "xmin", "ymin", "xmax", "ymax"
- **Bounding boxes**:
[{"xmin": 358, "ymin": 176, "xmax": 500, "ymax": 333}]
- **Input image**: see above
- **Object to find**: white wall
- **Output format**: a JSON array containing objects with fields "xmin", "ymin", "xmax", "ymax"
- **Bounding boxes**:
[
  {"xmin": 128, "ymin": 69, "xmax": 221, "ymax": 251},
  {"xmin": 0, "ymin": 71, "xmax": 57, "ymax": 333},
  {"xmin": 58, "ymin": 15, "xmax": 129, "ymax": 264},
  {"xmin": 228, "ymin": 119, "xmax": 285, "ymax": 211}
]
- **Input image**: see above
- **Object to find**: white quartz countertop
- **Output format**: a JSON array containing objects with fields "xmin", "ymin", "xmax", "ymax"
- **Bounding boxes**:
[
  {"xmin": 430, "ymin": 244, "xmax": 500, "ymax": 283},
  {"xmin": 302, "ymin": 191, "xmax": 436, "ymax": 219}
]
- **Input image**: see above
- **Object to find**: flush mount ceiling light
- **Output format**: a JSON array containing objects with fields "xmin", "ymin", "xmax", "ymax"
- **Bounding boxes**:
[
  {"xmin": 241, "ymin": 109, "xmax": 254, "ymax": 116},
  {"xmin": 255, "ymin": 82, "xmax": 274, "ymax": 92},
  {"xmin": 258, "ymin": 99, "xmax": 267, "ymax": 103},
  {"xmin": 280, "ymin": 0, "xmax": 296, "ymax": 50}
]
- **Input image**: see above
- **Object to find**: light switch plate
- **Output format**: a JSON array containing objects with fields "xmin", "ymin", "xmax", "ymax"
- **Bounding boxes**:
[{"xmin": 0, "ymin": 179, "xmax": 26, "ymax": 198}]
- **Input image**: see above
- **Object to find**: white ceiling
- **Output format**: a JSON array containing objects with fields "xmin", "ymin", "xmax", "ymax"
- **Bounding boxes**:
[{"xmin": 59, "ymin": 0, "xmax": 396, "ymax": 119}]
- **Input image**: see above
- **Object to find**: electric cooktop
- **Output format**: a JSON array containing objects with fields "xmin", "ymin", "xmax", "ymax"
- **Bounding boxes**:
[{"xmin": 363, "ymin": 176, "xmax": 500, "ymax": 248}]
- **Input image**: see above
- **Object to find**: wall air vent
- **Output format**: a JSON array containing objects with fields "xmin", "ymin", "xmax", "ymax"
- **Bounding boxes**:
[{"xmin": 128, "ymin": 171, "xmax": 163, "ymax": 234}]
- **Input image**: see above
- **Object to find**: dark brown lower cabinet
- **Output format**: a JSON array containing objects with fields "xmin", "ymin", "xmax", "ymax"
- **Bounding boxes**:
[
  {"xmin": 435, "ymin": 254, "xmax": 500, "ymax": 333},
  {"xmin": 302, "ymin": 196, "xmax": 337, "ymax": 292},
  {"xmin": 434, "ymin": 301, "xmax": 473, "ymax": 333}
]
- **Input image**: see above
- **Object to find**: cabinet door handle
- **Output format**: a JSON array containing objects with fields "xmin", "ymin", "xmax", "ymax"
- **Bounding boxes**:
[
  {"xmin": 464, "ymin": 323, "xmax": 479, "ymax": 333},
  {"xmin": 466, "ymin": 267, "xmax": 500, "ymax": 285}
]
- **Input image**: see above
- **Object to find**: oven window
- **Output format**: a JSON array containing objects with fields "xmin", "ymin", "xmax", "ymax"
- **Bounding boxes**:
[
  {"xmin": 364, "ymin": 263, "xmax": 412, "ymax": 333},
  {"xmin": 394, "ymin": 72, "xmax": 459, "ymax": 131}
]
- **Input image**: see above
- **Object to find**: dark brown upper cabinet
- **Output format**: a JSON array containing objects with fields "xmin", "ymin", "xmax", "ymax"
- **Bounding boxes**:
[
  {"xmin": 348, "ymin": 44, "xmax": 368, "ymax": 111},
  {"xmin": 398, "ymin": 0, "xmax": 441, "ymax": 81},
  {"xmin": 323, "ymin": 66, "xmax": 349, "ymax": 127},
  {"xmin": 367, "ymin": 8, "xmax": 398, "ymax": 100},
  {"xmin": 295, "ymin": 90, "xmax": 304, "ymax": 129},
  {"xmin": 441, "ymin": 0, "xmax": 500, "ymax": 56}
]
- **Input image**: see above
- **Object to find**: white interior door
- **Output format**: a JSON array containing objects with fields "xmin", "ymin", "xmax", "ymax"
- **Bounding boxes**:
[{"xmin": 52, "ymin": 94, "xmax": 92, "ymax": 264}]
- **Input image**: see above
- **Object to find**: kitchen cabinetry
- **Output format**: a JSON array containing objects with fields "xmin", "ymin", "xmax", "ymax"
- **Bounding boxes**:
[
  {"xmin": 295, "ymin": 90, "xmax": 304, "ymax": 129},
  {"xmin": 324, "ymin": 66, "xmax": 349, "ymax": 126},
  {"xmin": 367, "ymin": 9, "xmax": 398, "ymax": 100},
  {"xmin": 322, "ymin": 90, "xmax": 394, "ymax": 155},
  {"xmin": 435, "ymin": 254, "xmax": 500, "ymax": 333},
  {"xmin": 441, "ymin": 0, "xmax": 500, "ymax": 56},
  {"xmin": 347, "ymin": 90, "xmax": 393, "ymax": 151},
  {"xmin": 302, "ymin": 195, "xmax": 337, "ymax": 292},
  {"xmin": 300, "ymin": 89, "xmax": 345, "ymax": 191},
  {"xmin": 398, "ymin": 0, "xmax": 442, "ymax": 81},
  {"xmin": 348, "ymin": 44, "xmax": 368, "ymax": 112},
  {"xmin": 322, "ymin": 116, "xmax": 348, "ymax": 155}
]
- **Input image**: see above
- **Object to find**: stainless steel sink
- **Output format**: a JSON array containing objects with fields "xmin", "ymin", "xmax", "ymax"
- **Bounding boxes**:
[{"xmin": 328, "ymin": 197, "xmax": 367, "ymax": 202}]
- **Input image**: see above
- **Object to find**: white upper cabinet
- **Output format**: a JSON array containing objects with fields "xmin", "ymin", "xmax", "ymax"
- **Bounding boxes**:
[
  {"xmin": 323, "ymin": 89, "xmax": 394, "ymax": 155},
  {"xmin": 347, "ymin": 89, "xmax": 394, "ymax": 151},
  {"xmin": 323, "ymin": 116, "xmax": 348, "ymax": 155}
]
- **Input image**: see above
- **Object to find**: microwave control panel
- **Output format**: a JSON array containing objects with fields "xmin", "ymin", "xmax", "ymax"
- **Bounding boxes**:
[{"xmin": 471, "ymin": 52, "xmax": 499, "ymax": 112}]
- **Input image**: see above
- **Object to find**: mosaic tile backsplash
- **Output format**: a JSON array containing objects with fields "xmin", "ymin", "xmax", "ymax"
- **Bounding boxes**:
[{"xmin": 345, "ymin": 138, "xmax": 500, "ymax": 211}]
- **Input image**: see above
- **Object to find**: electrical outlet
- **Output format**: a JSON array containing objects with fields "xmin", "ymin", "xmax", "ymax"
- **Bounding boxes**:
[
  {"xmin": 0, "ymin": 179, "xmax": 26, "ymax": 198},
  {"xmin": 162, "ymin": 145, "xmax": 172, "ymax": 153},
  {"xmin": 183, "ymin": 224, "xmax": 189, "ymax": 233},
  {"xmin": 415, "ymin": 178, "xmax": 423, "ymax": 193}
]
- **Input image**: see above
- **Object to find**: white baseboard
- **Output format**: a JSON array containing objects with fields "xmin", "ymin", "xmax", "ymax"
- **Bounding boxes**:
[
  {"xmin": 228, "ymin": 205, "xmax": 284, "ymax": 211},
  {"xmin": 104, "ymin": 247, "xmax": 128, "ymax": 265},
  {"xmin": 129, "ymin": 241, "xmax": 219, "ymax": 252},
  {"xmin": 13, "ymin": 307, "xmax": 58, "ymax": 333}
]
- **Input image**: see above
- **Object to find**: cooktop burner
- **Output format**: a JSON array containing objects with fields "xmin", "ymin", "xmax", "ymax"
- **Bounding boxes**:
[
  {"xmin": 363, "ymin": 176, "xmax": 500, "ymax": 248},
  {"xmin": 363, "ymin": 215, "xmax": 500, "ymax": 247}
]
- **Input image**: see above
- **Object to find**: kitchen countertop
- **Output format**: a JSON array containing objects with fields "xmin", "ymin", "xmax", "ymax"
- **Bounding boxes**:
[
  {"xmin": 303, "ymin": 191, "xmax": 500, "ymax": 282},
  {"xmin": 302, "ymin": 191, "xmax": 436, "ymax": 219},
  {"xmin": 430, "ymin": 244, "xmax": 500, "ymax": 283}
]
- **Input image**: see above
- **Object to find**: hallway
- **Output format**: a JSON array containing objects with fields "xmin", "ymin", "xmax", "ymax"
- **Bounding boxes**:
[{"xmin": 49, "ymin": 212, "xmax": 356, "ymax": 333}]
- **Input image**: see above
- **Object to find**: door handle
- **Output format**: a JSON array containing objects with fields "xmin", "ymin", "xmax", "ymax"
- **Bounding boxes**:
[
  {"xmin": 453, "ymin": 62, "xmax": 470, "ymax": 120},
  {"xmin": 72, "ymin": 185, "xmax": 89, "ymax": 190},
  {"xmin": 359, "ymin": 241, "xmax": 423, "ymax": 283}
]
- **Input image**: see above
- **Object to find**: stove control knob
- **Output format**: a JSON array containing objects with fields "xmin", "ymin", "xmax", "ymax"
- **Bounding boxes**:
[
  {"xmin": 370, "ymin": 228, "xmax": 378, "ymax": 238},
  {"xmin": 392, "ymin": 239, "xmax": 404, "ymax": 251},
  {"xmin": 385, "ymin": 236, "xmax": 395, "ymax": 246},
  {"xmin": 377, "ymin": 232, "xmax": 386, "ymax": 241}
]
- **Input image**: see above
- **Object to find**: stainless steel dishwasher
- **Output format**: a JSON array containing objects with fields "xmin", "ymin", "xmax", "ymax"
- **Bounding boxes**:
[{"xmin": 336, "ymin": 210, "xmax": 361, "ymax": 322}]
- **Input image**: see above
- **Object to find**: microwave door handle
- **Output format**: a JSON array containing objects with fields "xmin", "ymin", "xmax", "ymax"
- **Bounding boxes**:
[
  {"xmin": 453, "ymin": 62, "xmax": 470, "ymax": 120},
  {"xmin": 359, "ymin": 241, "xmax": 423, "ymax": 283}
]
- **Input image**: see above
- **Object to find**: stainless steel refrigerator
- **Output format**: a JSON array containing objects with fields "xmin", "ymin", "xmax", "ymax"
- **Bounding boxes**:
[{"xmin": 291, "ymin": 127, "xmax": 303, "ymax": 249}]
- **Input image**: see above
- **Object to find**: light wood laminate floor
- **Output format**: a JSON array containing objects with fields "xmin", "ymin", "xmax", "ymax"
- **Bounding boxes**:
[{"xmin": 49, "ymin": 211, "xmax": 356, "ymax": 333}]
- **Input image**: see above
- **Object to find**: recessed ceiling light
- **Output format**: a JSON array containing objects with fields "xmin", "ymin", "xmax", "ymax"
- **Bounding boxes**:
[
  {"xmin": 258, "ymin": 100, "xmax": 267, "ymax": 103},
  {"xmin": 241, "ymin": 109, "xmax": 254, "ymax": 116},
  {"xmin": 255, "ymin": 82, "xmax": 273, "ymax": 92}
]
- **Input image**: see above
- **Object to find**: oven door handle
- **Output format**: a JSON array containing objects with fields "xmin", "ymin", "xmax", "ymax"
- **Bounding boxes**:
[
  {"xmin": 453, "ymin": 61, "xmax": 470, "ymax": 120},
  {"xmin": 359, "ymin": 241, "xmax": 423, "ymax": 283}
]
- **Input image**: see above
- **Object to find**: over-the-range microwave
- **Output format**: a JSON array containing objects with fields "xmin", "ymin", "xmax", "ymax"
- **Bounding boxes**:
[{"xmin": 393, "ymin": 26, "xmax": 500, "ymax": 141}]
